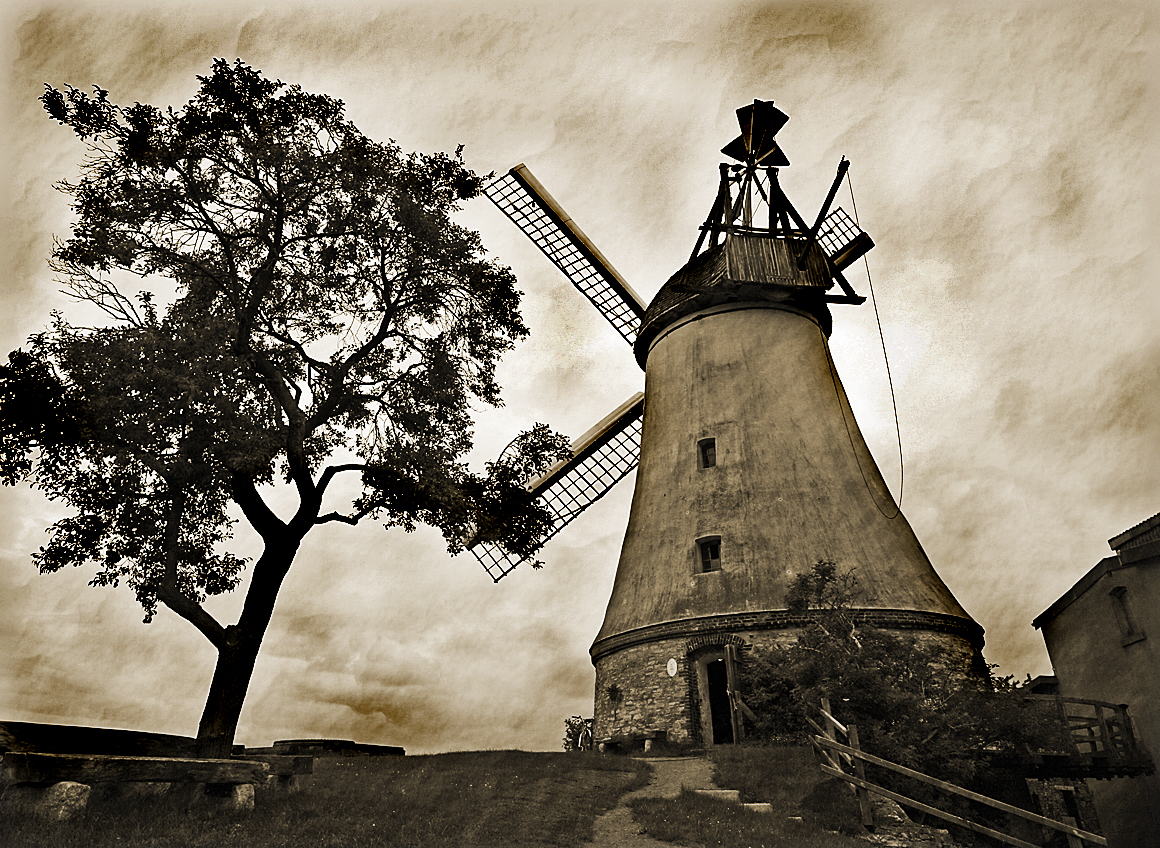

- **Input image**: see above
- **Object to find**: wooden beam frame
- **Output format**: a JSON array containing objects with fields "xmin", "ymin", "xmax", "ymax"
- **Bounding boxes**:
[{"xmin": 1, "ymin": 752, "xmax": 270, "ymax": 785}]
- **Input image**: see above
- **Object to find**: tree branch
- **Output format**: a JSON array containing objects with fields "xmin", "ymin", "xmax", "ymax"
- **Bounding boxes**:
[
  {"xmin": 231, "ymin": 472, "xmax": 286, "ymax": 539},
  {"xmin": 155, "ymin": 487, "xmax": 227, "ymax": 649},
  {"xmin": 245, "ymin": 347, "xmax": 315, "ymax": 502},
  {"xmin": 315, "ymin": 508, "xmax": 372, "ymax": 526},
  {"xmin": 316, "ymin": 462, "xmax": 368, "ymax": 494},
  {"xmin": 156, "ymin": 582, "xmax": 228, "ymax": 649}
]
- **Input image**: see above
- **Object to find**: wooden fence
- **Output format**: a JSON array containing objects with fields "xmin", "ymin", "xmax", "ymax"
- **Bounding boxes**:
[{"xmin": 810, "ymin": 699, "xmax": 1106, "ymax": 848}]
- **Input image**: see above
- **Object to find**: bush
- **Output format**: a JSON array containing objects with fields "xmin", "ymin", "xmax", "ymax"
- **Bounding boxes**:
[
  {"xmin": 738, "ymin": 562, "xmax": 1072, "ymax": 810},
  {"xmin": 562, "ymin": 716, "xmax": 593, "ymax": 752}
]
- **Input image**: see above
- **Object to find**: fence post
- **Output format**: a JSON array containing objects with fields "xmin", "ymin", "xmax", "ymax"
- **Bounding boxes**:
[
  {"xmin": 1054, "ymin": 696, "xmax": 1077, "ymax": 752},
  {"xmin": 847, "ymin": 723, "xmax": 876, "ymax": 829},
  {"xmin": 819, "ymin": 697, "xmax": 840, "ymax": 770},
  {"xmin": 820, "ymin": 697, "xmax": 836, "ymax": 741},
  {"xmin": 1061, "ymin": 816, "xmax": 1083, "ymax": 848},
  {"xmin": 1093, "ymin": 706, "xmax": 1113, "ymax": 756}
]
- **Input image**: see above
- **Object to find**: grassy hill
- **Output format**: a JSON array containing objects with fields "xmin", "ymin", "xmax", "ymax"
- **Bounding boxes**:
[
  {"xmin": 1, "ymin": 746, "xmax": 867, "ymax": 848},
  {"xmin": 631, "ymin": 745, "xmax": 868, "ymax": 848}
]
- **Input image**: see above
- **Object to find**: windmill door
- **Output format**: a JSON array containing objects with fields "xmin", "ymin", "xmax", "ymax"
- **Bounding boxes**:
[
  {"xmin": 725, "ymin": 643, "xmax": 745, "ymax": 744},
  {"xmin": 706, "ymin": 658, "xmax": 733, "ymax": 744},
  {"xmin": 698, "ymin": 644, "xmax": 745, "ymax": 745}
]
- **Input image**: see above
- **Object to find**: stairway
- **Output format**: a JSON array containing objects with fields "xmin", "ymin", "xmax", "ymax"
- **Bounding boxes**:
[{"xmin": 692, "ymin": 788, "xmax": 773, "ymax": 813}]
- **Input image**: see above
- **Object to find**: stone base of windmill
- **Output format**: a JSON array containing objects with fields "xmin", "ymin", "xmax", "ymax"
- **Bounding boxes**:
[{"xmin": 591, "ymin": 617, "xmax": 983, "ymax": 747}]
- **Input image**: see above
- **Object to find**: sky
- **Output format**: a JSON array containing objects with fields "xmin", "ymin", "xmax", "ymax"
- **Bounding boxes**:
[{"xmin": 1, "ymin": 2, "xmax": 1156, "ymax": 755}]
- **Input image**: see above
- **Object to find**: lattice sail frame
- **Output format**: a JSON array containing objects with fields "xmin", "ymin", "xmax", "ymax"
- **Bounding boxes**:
[
  {"xmin": 471, "ymin": 394, "xmax": 644, "ymax": 582},
  {"xmin": 816, "ymin": 206, "xmax": 873, "ymax": 272},
  {"xmin": 484, "ymin": 166, "xmax": 647, "ymax": 346}
]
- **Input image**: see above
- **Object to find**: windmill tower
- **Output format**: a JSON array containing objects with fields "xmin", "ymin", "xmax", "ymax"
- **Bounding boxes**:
[{"xmin": 476, "ymin": 101, "xmax": 984, "ymax": 746}]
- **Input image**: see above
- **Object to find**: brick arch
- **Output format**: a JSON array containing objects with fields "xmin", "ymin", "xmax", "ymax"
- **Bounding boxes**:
[
  {"xmin": 684, "ymin": 635, "xmax": 749, "ymax": 744},
  {"xmin": 685, "ymin": 633, "xmax": 747, "ymax": 655}
]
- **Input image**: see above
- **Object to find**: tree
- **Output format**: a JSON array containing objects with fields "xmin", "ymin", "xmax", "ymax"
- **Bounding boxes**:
[
  {"xmin": 740, "ymin": 562, "xmax": 1071, "ymax": 802},
  {"xmin": 1, "ymin": 59, "xmax": 571, "ymax": 756}
]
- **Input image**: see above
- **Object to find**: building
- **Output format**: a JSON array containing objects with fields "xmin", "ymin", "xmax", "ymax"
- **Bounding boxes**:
[
  {"xmin": 1033, "ymin": 512, "xmax": 1160, "ymax": 847},
  {"xmin": 470, "ymin": 102, "xmax": 984, "ymax": 751},
  {"xmin": 590, "ymin": 238, "xmax": 984, "ymax": 746}
]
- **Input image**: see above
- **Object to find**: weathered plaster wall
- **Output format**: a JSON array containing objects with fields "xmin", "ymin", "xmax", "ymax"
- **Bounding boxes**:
[
  {"xmin": 595, "ymin": 303, "xmax": 978, "ymax": 646},
  {"xmin": 591, "ymin": 299, "xmax": 984, "ymax": 748},
  {"xmin": 1037, "ymin": 544, "xmax": 1160, "ymax": 848}
]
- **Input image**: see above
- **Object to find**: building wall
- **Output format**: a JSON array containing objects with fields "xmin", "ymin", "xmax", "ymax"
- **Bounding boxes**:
[
  {"xmin": 1036, "ymin": 543, "xmax": 1160, "ymax": 848},
  {"xmin": 1025, "ymin": 779, "xmax": 1102, "ymax": 841},
  {"xmin": 593, "ymin": 635, "xmax": 697, "ymax": 743},
  {"xmin": 592, "ymin": 620, "xmax": 979, "ymax": 744},
  {"xmin": 594, "ymin": 303, "xmax": 979, "ymax": 647}
]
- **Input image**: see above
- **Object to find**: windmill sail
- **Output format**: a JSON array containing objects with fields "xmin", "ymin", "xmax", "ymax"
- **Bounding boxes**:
[
  {"xmin": 471, "ymin": 393, "xmax": 644, "ymax": 581},
  {"xmin": 816, "ymin": 206, "xmax": 874, "ymax": 272},
  {"xmin": 484, "ymin": 165, "xmax": 647, "ymax": 345}
]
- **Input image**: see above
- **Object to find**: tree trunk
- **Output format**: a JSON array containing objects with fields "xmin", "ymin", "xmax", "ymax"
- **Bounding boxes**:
[
  {"xmin": 194, "ymin": 536, "xmax": 302, "ymax": 758},
  {"xmin": 195, "ymin": 633, "xmax": 264, "ymax": 758}
]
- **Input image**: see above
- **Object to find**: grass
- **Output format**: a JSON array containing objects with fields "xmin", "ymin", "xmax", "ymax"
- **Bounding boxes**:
[
  {"xmin": 628, "ymin": 744, "xmax": 869, "ymax": 848},
  {"xmin": 0, "ymin": 750, "xmax": 650, "ymax": 848}
]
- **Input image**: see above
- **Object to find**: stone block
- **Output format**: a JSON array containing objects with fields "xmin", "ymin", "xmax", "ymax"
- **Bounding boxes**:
[
  {"xmin": 201, "ymin": 781, "xmax": 254, "ymax": 813},
  {"xmin": 263, "ymin": 773, "xmax": 313, "ymax": 793},
  {"xmin": 1, "ymin": 780, "xmax": 90, "ymax": 820},
  {"xmin": 170, "ymin": 781, "xmax": 255, "ymax": 812},
  {"xmin": 224, "ymin": 783, "xmax": 255, "ymax": 812}
]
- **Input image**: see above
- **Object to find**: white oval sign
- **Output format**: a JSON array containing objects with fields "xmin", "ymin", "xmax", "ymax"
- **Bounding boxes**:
[{"xmin": 666, "ymin": 658, "xmax": 678, "ymax": 677}]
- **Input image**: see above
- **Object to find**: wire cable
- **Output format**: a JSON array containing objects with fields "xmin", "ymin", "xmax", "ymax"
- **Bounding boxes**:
[
  {"xmin": 819, "ymin": 327, "xmax": 901, "ymax": 520},
  {"xmin": 845, "ymin": 168, "xmax": 904, "ymax": 517}
]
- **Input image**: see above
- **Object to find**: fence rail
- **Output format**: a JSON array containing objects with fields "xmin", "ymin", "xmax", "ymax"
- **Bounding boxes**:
[{"xmin": 812, "ymin": 700, "xmax": 1107, "ymax": 848}]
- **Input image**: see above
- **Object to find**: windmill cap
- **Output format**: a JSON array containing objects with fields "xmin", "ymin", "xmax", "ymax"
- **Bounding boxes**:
[{"xmin": 633, "ymin": 235, "xmax": 834, "ymax": 369}]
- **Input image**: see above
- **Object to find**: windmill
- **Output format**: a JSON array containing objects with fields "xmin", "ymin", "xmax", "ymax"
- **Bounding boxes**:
[{"xmin": 476, "ymin": 100, "xmax": 983, "ymax": 746}]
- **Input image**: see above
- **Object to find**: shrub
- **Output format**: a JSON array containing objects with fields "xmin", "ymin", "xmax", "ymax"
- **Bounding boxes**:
[
  {"xmin": 738, "ymin": 562, "xmax": 1072, "ymax": 811},
  {"xmin": 562, "ymin": 716, "xmax": 593, "ymax": 752}
]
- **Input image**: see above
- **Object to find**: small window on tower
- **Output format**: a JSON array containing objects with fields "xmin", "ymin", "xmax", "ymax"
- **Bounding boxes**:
[
  {"xmin": 698, "ymin": 537, "xmax": 722, "ymax": 573},
  {"xmin": 698, "ymin": 438, "xmax": 717, "ymax": 468}
]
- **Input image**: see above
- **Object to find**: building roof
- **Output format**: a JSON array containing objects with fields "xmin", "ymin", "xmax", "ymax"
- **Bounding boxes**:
[
  {"xmin": 1033, "ymin": 556, "xmax": 1123, "ymax": 630},
  {"xmin": 1109, "ymin": 510, "xmax": 1160, "ymax": 552},
  {"xmin": 1033, "ymin": 513, "xmax": 1160, "ymax": 629}
]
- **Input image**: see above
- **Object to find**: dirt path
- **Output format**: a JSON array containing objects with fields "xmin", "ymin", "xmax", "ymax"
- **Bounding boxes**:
[{"xmin": 585, "ymin": 756, "xmax": 715, "ymax": 848}]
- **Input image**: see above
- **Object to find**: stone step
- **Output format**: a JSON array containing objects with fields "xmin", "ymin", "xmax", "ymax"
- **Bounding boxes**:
[
  {"xmin": 693, "ymin": 788, "xmax": 774, "ymax": 814},
  {"xmin": 694, "ymin": 788, "xmax": 740, "ymax": 802}
]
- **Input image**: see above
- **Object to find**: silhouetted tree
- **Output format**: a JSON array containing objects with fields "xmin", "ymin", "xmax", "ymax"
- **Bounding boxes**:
[{"xmin": 1, "ymin": 59, "xmax": 570, "ymax": 756}]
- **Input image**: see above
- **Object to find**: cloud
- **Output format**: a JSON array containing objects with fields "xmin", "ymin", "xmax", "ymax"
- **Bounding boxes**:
[{"xmin": 1, "ymin": 1, "xmax": 1155, "ymax": 753}]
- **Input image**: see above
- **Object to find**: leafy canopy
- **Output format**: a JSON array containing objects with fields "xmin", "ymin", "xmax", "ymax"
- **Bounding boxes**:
[
  {"xmin": 740, "ymin": 562, "xmax": 1071, "ymax": 792},
  {"xmin": 2, "ymin": 59, "xmax": 569, "ymax": 626}
]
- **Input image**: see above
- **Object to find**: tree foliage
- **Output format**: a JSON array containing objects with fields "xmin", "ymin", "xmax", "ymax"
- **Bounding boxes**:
[
  {"xmin": 2, "ymin": 59, "xmax": 571, "ymax": 750},
  {"xmin": 740, "ymin": 562, "xmax": 1071, "ymax": 792}
]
